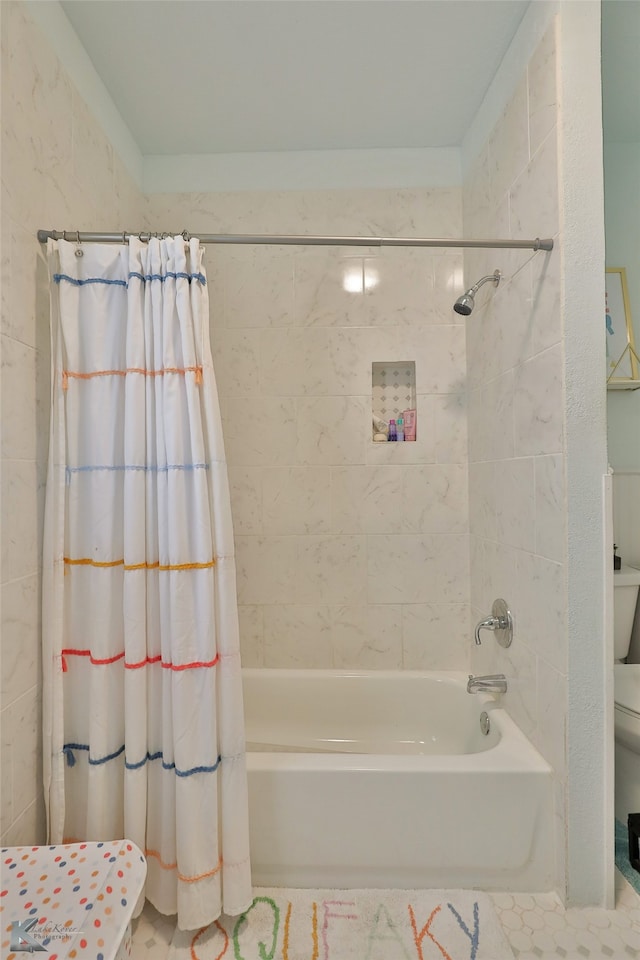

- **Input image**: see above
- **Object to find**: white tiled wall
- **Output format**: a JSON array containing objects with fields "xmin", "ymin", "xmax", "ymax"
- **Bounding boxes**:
[
  {"xmin": 462, "ymin": 20, "xmax": 567, "ymax": 891},
  {"xmin": 146, "ymin": 189, "xmax": 471, "ymax": 670},
  {"xmin": 0, "ymin": 2, "xmax": 144, "ymax": 844}
]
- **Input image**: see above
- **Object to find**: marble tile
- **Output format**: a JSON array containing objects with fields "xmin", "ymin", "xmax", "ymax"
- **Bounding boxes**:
[
  {"xmin": 434, "ymin": 394, "xmax": 468, "ymax": 464},
  {"xmin": 1, "ymin": 459, "xmax": 39, "ymax": 583},
  {"xmin": 331, "ymin": 604, "xmax": 403, "ymax": 669},
  {"xmin": 535, "ymin": 454, "xmax": 566, "ymax": 563},
  {"xmin": 431, "ymin": 254, "xmax": 466, "ymax": 325},
  {"xmin": 3, "ymin": 226, "xmax": 39, "ymax": 349},
  {"xmin": 259, "ymin": 327, "xmax": 329, "ymax": 396},
  {"xmin": 296, "ymin": 396, "xmax": 368, "ymax": 466},
  {"xmin": 530, "ymin": 249, "xmax": 562, "ymax": 356},
  {"xmin": 211, "ymin": 329, "xmax": 261, "ymax": 398},
  {"xmin": 237, "ymin": 605, "xmax": 264, "ymax": 667},
  {"xmin": 263, "ymin": 604, "xmax": 333, "ymax": 668},
  {"xmin": 0, "ymin": 706, "xmax": 13, "ymax": 836},
  {"xmin": 475, "ymin": 539, "xmax": 521, "ymax": 628},
  {"xmin": 327, "ymin": 326, "xmax": 408, "ymax": 397},
  {"xmin": 437, "ymin": 534, "xmax": 470, "ymax": 604},
  {"xmin": 262, "ymin": 466, "xmax": 332, "ymax": 535},
  {"xmin": 483, "ymin": 372, "xmax": 516, "ymax": 462},
  {"xmin": 494, "ymin": 457, "xmax": 536, "ymax": 552},
  {"xmin": 234, "ymin": 536, "xmax": 298, "ymax": 605},
  {"xmin": 363, "ymin": 250, "xmax": 433, "ymax": 326},
  {"xmin": 495, "ymin": 266, "xmax": 536, "ymax": 376},
  {"xmin": 516, "ymin": 551, "xmax": 566, "ymax": 674},
  {"xmin": 488, "ymin": 77, "xmax": 530, "ymax": 205},
  {"xmin": 528, "ymin": 20, "xmax": 558, "ymax": 158},
  {"xmin": 9, "ymin": 686, "xmax": 40, "ymax": 819},
  {"xmin": 1, "ymin": 335, "xmax": 38, "ymax": 460},
  {"xmin": 510, "ymin": 131, "xmax": 559, "ymax": 243},
  {"xmin": 293, "ymin": 251, "xmax": 366, "ymax": 326},
  {"xmin": 330, "ymin": 465, "xmax": 403, "ymax": 534},
  {"xmin": 401, "ymin": 603, "xmax": 470, "ymax": 670},
  {"xmin": 416, "ymin": 326, "xmax": 467, "ymax": 395},
  {"xmin": 514, "ymin": 345, "xmax": 564, "ymax": 457},
  {"xmin": 1, "ymin": 797, "xmax": 46, "ymax": 848},
  {"xmin": 225, "ymin": 251, "xmax": 295, "ymax": 328},
  {"xmin": 468, "ymin": 460, "xmax": 496, "ymax": 541},
  {"xmin": 296, "ymin": 535, "xmax": 367, "ymax": 605},
  {"xmin": 367, "ymin": 534, "xmax": 433, "ymax": 604},
  {"xmin": 366, "ymin": 395, "xmax": 437, "ymax": 465},
  {"xmin": 2, "ymin": 3, "xmax": 69, "ymax": 233},
  {"xmin": 536, "ymin": 656, "xmax": 567, "ymax": 778},
  {"xmin": 462, "ymin": 143, "xmax": 492, "ymax": 239},
  {"xmin": 227, "ymin": 466, "xmax": 263, "ymax": 535},
  {"xmin": 1, "ymin": 574, "xmax": 40, "ymax": 707},
  {"xmin": 401, "ymin": 464, "xmax": 468, "ymax": 534},
  {"xmin": 71, "ymin": 90, "xmax": 115, "ymax": 223},
  {"xmin": 220, "ymin": 397, "xmax": 297, "ymax": 466}
]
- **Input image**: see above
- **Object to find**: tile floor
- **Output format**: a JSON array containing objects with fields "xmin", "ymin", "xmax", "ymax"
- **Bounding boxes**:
[{"xmin": 131, "ymin": 870, "xmax": 640, "ymax": 960}]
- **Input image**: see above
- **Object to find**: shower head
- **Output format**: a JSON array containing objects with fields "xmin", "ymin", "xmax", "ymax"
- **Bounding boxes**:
[{"xmin": 453, "ymin": 269, "xmax": 501, "ymax": 315}]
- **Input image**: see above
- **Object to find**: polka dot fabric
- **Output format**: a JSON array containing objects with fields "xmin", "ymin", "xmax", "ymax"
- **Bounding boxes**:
[{"xmin": 1, "ymin": 841, "xmax": 146, "ymax": 960}]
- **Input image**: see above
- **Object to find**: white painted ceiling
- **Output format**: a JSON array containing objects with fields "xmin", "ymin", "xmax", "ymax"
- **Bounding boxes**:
[{"xmin": 59, "ymin": 0, "xmax": 532, "ymax": 156}]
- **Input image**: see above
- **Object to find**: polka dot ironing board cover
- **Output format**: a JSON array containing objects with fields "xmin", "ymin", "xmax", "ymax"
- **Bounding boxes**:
[{"xmin": 1, "ymin": 841, "xmax": 147, "ymax": 960}]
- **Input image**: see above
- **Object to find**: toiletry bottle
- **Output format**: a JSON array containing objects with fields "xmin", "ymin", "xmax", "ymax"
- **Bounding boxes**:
[
  {"xmin": 388, "ymin": 419, "xmax": 397, "ymax": 441},
  {"xmin": 396, "ymin": 417, "xmax": 404, "ymax": 441},
  {"xmin": 403, "ymin": 408, "xmax": 416, "ymax": 441}
]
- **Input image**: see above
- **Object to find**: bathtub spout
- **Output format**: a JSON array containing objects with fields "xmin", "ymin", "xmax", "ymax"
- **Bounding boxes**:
[{"xmin": 467, "ymin": 674, "xmax": 507, "ymax": 695}]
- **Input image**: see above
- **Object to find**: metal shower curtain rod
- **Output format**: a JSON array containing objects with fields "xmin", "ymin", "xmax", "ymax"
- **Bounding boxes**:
[{"xmin": 37, "ymin": 229, "xmax": 554, "ymax": 252}]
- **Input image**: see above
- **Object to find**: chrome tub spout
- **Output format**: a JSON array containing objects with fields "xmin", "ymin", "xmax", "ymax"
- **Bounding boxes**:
[{"xmin": 467, "ymin": 674, "xmax": 507, "ymax": 695}]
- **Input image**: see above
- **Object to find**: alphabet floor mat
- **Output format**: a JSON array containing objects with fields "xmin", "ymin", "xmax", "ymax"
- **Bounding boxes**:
[{"xmin": 168, "ymin": 888, "xmax": 514, "ymax": 960}]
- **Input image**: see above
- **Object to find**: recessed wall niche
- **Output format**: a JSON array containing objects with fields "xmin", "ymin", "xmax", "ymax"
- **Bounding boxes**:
[{"xmin": 371, "ymin": 361, "xmax": 416, "ymax": 439}]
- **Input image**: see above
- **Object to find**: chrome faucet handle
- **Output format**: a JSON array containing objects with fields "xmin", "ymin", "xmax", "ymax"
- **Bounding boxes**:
[{"xmin": 474, "ymin": 599, "xmax": 513, "ymax": 647}]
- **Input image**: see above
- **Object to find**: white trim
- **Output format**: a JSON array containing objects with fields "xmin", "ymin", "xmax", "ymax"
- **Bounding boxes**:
[
  {"xmin": 142, "ymin": 147, "xmax": 461, "ymax": 194},
  {"xmin": 25, "ymin": 0, "xmax": 143, "ymax": 189},
  {"xmin": 603, "ymin": 472, "xmax": 616, "ymax": 908}
]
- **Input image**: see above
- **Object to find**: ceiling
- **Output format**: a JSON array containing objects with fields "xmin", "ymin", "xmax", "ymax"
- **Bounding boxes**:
[{"xmin": 59, "ymin": 0, "xmax": 532, "ymax": 157}]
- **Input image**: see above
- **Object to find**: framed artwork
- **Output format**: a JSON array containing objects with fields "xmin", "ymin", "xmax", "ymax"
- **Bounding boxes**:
[{"xmin": 606, "ymin": 267, "xmax": 639, "ymax": 385}]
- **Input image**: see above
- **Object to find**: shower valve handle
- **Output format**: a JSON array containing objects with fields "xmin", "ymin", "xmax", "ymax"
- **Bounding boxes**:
[{"xmin": 474, "ymin": 598, "xmax": 513, "ymax": 647}]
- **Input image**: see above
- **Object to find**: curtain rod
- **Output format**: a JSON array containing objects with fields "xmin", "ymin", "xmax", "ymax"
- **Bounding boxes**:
[{"xmin": 37, "ymin": 229, "xmax": 554, "ymax": 252}]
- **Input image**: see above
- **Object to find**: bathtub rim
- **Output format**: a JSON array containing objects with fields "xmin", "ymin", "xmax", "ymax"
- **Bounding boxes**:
[{"xmin": 242, "ymin": 667, "xmax": 552, "ymax": 775}]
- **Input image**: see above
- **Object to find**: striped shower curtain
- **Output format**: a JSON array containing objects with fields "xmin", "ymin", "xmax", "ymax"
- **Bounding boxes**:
[{"xmin": 42, "ymin": 236, "xmax": 252, "ymax": 930}]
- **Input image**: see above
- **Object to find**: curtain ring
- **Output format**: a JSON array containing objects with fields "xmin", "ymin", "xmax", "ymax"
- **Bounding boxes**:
[
  {"xmin": 74, "ymin": 231, "xmax": 84, "ymax": 258},
  {"xmin": 182, "ymin": 229, "xmax": 190, "ymax": 242}
]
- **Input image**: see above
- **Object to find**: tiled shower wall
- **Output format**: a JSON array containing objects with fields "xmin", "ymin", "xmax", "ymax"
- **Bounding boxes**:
[
  {"xmin": 462, "ymin": 21, "xmax": 567, "ymax": 889},
  {"xmin": 147, "ymin": 190, "xmax": 471, "ymax": 669},
  {"xmin": 0, "ymin": 2, "xmax": 144, "ymax": 843}
]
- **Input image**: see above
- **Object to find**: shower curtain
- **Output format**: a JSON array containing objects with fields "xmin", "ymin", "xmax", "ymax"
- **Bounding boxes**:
[{"xmin": 42, "ymin": 236, "xmax": 252, "ymax": 930}]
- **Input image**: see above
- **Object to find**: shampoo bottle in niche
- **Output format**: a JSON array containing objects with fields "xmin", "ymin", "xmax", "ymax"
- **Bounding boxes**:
[
  {"xmin": 388, "ymin": 419, "xmax": 397, "ymax": 441},
  {"xmin": 403, "ymin": 408, "xmax": 416, "ymax": 441},
  {"xmin": 396, "ymin": 417, "xmax": 404, "ymax": 441}
]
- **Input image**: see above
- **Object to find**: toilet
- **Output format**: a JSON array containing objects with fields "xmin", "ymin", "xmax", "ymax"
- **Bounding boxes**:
[{"xmin": 614, "ymin": 564, "xmax": 640, "ymax": 823}]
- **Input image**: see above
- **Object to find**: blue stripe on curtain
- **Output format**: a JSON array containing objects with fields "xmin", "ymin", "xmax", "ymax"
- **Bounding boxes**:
[
  {"xmin": 53, "ymin": 271, "xmax": 207, "ymax": 287},
  {"xmin": 63, "ymin": 743, "xmax": 222, "ymax": 777},
  {"xmin": 65, "ymin": 463, "xmax": 210, "ymax": 484}
]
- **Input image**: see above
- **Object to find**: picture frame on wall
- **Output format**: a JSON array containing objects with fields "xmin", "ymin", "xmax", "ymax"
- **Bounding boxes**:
[{"xmin": 606, "ymin": 267, "xmax": 640, "ymax": 386}]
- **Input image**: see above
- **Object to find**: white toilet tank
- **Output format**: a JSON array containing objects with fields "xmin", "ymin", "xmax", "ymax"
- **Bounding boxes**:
[{"xmin": 614, "ymin": 564, "xmax": 640, "ymax": 661}]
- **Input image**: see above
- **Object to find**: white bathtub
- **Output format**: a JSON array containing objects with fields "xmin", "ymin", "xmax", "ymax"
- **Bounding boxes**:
[{"xmin": 243, "ymin": 669, "xmax": 554, "ymax": 891}]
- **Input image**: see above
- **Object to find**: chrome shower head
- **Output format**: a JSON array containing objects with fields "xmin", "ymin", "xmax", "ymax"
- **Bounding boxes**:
[{"xmin": 453, "ymin": 269, "xmax": 501, "ymax": 315}]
